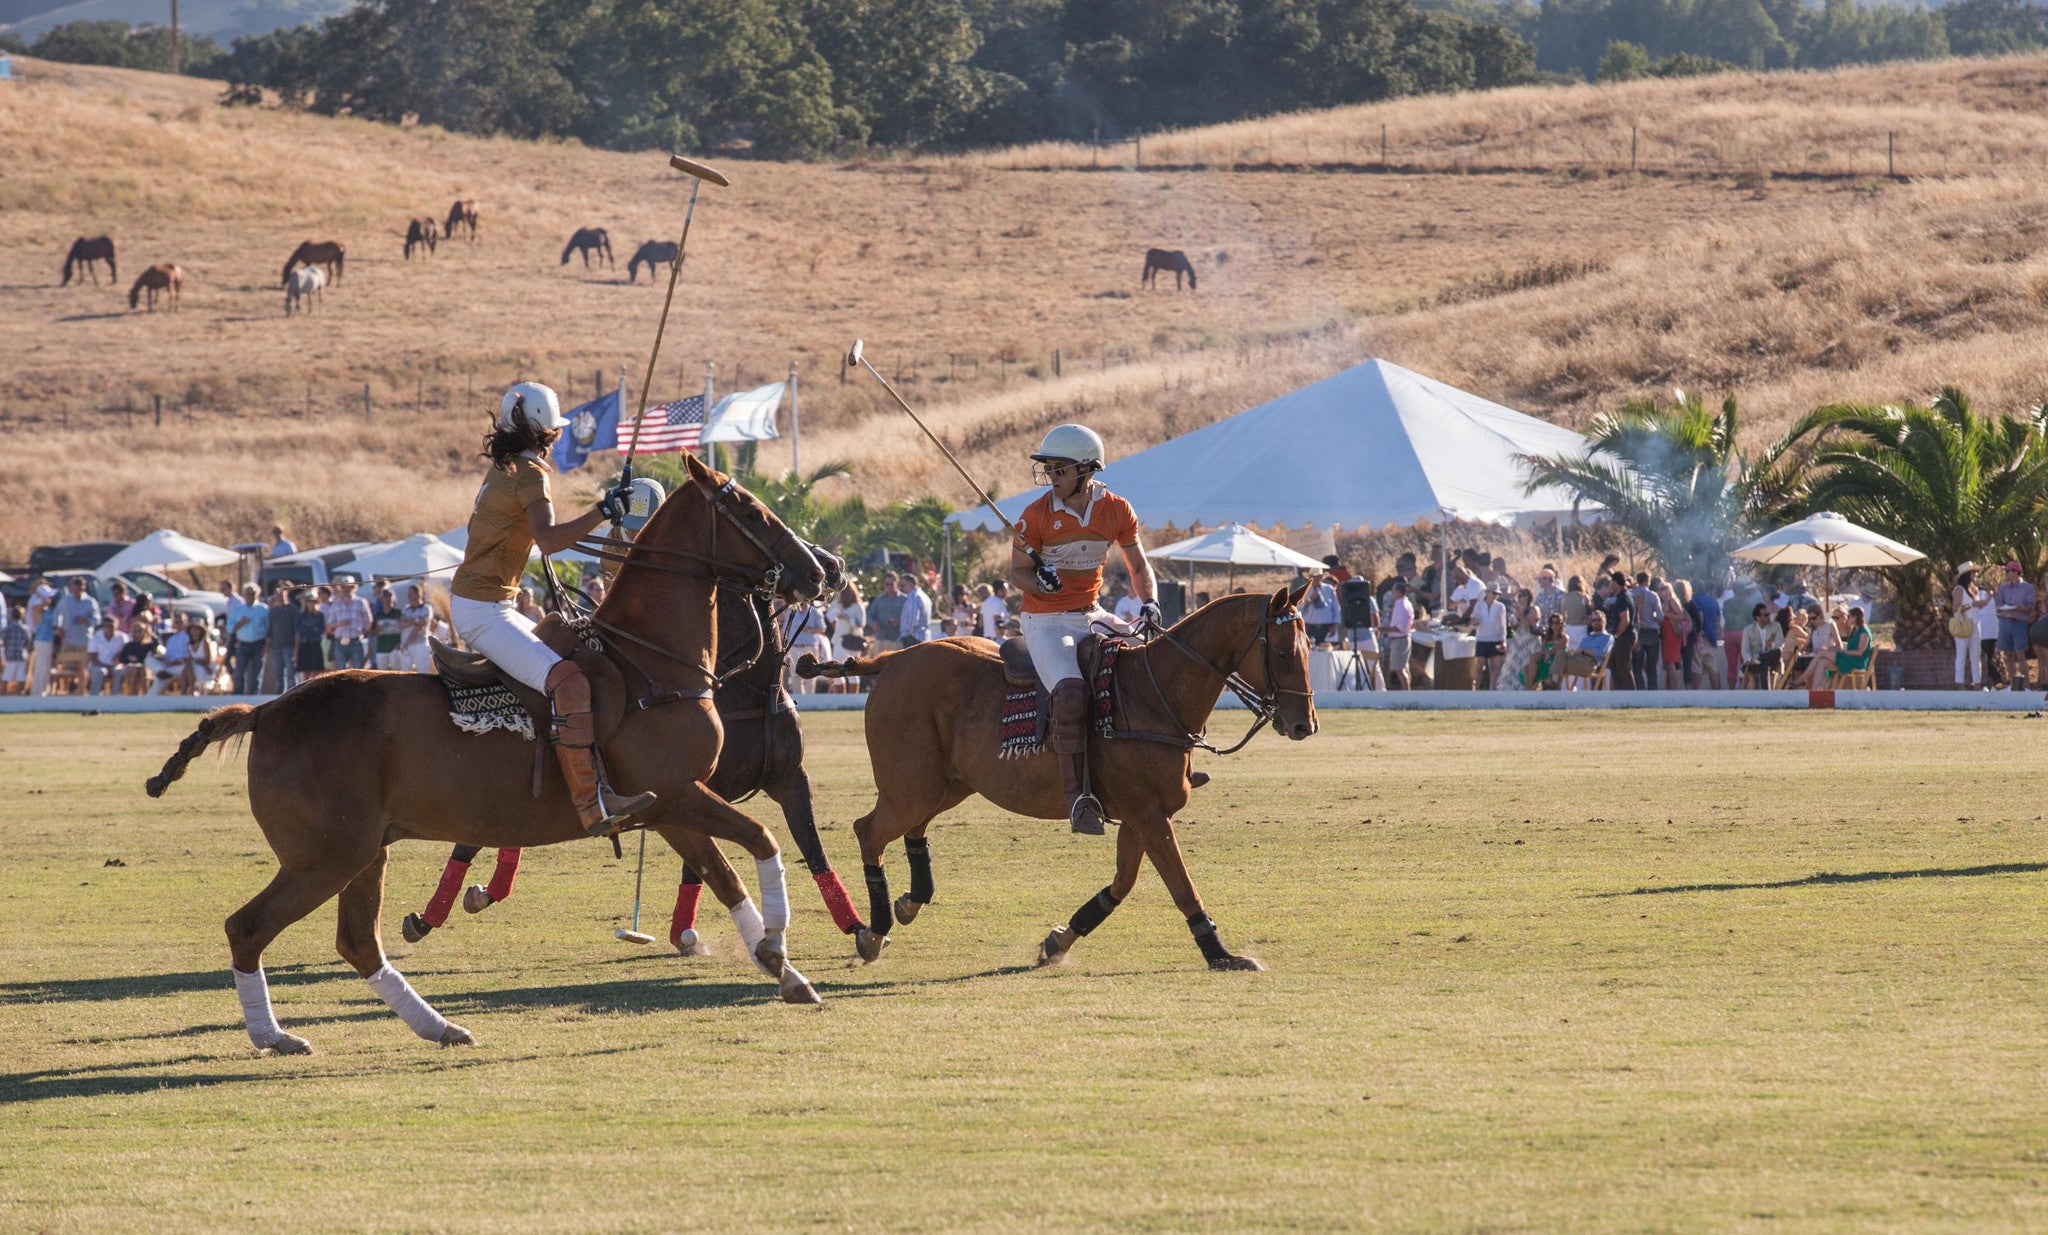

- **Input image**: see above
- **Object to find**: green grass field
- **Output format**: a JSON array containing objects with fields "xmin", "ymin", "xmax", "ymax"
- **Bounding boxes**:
[{"xmin": 3, "ymin": 711, "xmax": 2047, "ymax": 1230}]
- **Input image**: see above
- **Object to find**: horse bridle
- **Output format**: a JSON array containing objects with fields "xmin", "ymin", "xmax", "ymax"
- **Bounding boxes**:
[{"xmin": 1123, "ymin": 601, "xmax": 1312, "ymax": 755}]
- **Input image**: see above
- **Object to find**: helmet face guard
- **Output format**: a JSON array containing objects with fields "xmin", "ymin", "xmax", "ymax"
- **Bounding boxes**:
[{"xmin": 1030, "ymin": 457, "xmax": 1102, "ymax": 487}]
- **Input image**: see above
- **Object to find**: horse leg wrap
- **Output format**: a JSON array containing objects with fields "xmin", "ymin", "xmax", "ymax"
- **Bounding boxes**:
[
  {"xmin": 366, "ymin": 962, "xmax": 449, "ymax": 1042},
  {"xmin": 671, "ymin": 881, "xmax": 703, "ymax": 937},
  {"xmin": 863, "ymin": 864, "xmax": 892, "ymax": 936},
  {"xmin": 904, "ymin": 836, "xmax": 934, "ymax": 905},
  {"xmin": 755, "ymin": 854, "xmax": 790, "ymax": 932},
  {"xmin": 813, "ymin": 871, "xmax": 863, "ymax": 933},
  {"xmin": 422, "ymin": 858, "xmax": 470, "ymax": 929},
  {"xmin": 1068, "ymin": 886, "xmax": 1124, "ymax": 938},
  {"xmin": 485, "ymin": 848, "xmax": 522, "ymax": 903},
  {"xmin": 233, "ymin": 965, "xmax": 285, "ymax": 1049},
  {"xmin": 729, "ymin": 897, "xmax": 767, "ymax": 954},
  {"xmin": 1186, "ymin": 912, "xmax": 1231, "ymax": 964}
]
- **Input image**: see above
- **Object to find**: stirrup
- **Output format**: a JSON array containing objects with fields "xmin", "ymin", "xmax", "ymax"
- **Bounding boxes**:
[
  {"xmin": 583, "ymin": 787, "xmax": 659, "ymax": 839},
  {"xmin": 1068, "ymin": 793, "xmax": 1106, "ymax": 836}
]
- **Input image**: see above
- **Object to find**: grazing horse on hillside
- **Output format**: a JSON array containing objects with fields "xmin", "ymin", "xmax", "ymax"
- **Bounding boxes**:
[
  {"xmin": 129, "ymin": 264, "xmax": 183, "ymax": 312},
  {"xmin": 285, "ymin": 265, "xmax": 325, "ymax": 315},
  {"xmin": 282, "ymin": 240, "xmax": 345, "ymax": 286},
  {"xmin": 1142, "ymin": 248, "xmax": 1198, "ymax": 291},
  {"xmin": 62, "ymin": 236, "xmax": 116, "ymax": 286},
  {"xmin": 445, "ymin": 199, "xmax": 478, "ymax": 242},
  {"xmin": 562, "ymin": 227, "xmax": 613, "ymax": 269},
  {"xmin": 145, "ymin": 454, "xmax": 828, "ymax": 1054},
  {"xmin": 403, "ymin": 587, "xmax": 882, "ymax": 961},
  {"xmin": 627, "ymin": 239, "xmax": 679, "ymax": 284},
  {"xmin": 797, "ymin": 584, "xmax": 1315, "ymax": 972},
  {"xmin": 404, "ymin": 217, "xmax": 439, "ymax": 260}
]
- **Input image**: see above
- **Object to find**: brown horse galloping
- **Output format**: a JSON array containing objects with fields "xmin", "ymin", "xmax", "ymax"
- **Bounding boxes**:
[
  {"xmin": 129, "ymin": 263, "xmax": 183, "ymax": 312},
  {"xmin": 146, "ymin": 454, "xmax": 828, "ymax": 1054},
  {"xmin": 562, "ymin": 227, "xmax": 614, "ymax": 268},
  {"xmin": 63, "ymin": 236, "xmax": 116, "ymax": 286},
  {"xmin": 800, "ymin": 584, "xmax": 1315, "ymax": 972},
  {"xmin": 445, "ymin": 199, "xmax": 479, "ymax": 242},
  {"xmin": 282, "ymin": 240, "xmax": 345, "ymax": 285},
  {"xmin": 1142, "ymin": 248, "xmax": 1197, "ymax": 291}
]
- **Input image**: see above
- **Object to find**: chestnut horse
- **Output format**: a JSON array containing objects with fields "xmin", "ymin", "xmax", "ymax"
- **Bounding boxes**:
[
  {"xmin": 129, "ymin": 263, "xmax": 183, "ymax": 312},
  {"xmin": 62, "ymin": 235, "xmax": 116, "ymax": 285},
  {"xmin": 404, "ymin": 586, "xmax": 883, "ymax": 960},
  {"xmin": 283, "ymin": 240, "xmax": 345, "ymax": 285},
  {"xmin": 799, "ymin": 583, "xmax": 1315, "ymax": 972},
  {"xmin": 445, "ymin": 199, "xmax": 479, "ymax": 242},
  {"xmin": 145, "ymin": 454, "xmax": 827, "ymax": 1054}
]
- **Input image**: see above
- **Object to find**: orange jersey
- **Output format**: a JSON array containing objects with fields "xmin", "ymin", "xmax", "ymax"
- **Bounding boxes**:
[{"xmin": 1014, "ymin": 485, "xmax": 1140, "ymax": 614}]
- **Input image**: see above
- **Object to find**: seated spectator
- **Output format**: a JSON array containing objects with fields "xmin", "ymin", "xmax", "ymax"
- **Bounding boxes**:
[
  {"xmin": 116, "ymin": 621, "xmax": 159, "ymax": 694},
  {"xmin": 1830, "ymin": 607, "xmax": 1874, "ymax": 684},
  {"xmin": 1558, "ymin": 612, "xmax": 1614, "ymax": 689},
  {"xmin": 1781, "ymin": 607, "xmax": 1813, "ymax": 686},
  {"xmin": 87, "ymin": 616, "xmax": 125, "ymax": 695},
  {"xmin": 1532, "ymin": 613, "xmax": 1568, "ymax": 689},
  {"xmin": 146, "ymin": 620, "xmax": 193, "ymax": 695},
  {"xmin": 1, "ymin": 605, "xmax": 27, "ymax": 696},
  {"xmin": 187, "ymin": 619, "xmax": 221, "ymax": 692},
  {"xmin": 1739, "ymin": 603, "xmax": 1783, "ymax": 688}
]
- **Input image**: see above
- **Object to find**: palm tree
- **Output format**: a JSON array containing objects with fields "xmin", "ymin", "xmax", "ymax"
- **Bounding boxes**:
[
  {"xmin": 1521, "ymin": 390, "xmax": 1807, "ymax": 585},
  {"xmin": 1778, "ymin": 387, "xmax": 2048, "ymax": 649}
]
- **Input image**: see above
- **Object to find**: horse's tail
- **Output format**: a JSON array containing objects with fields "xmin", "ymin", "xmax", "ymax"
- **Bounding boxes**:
[
  {"xmin": 796, "ymin": 652, "xmax": 888, "ymax": 680},
  {"xmin": 146, "ymin": 704, "xmax": 261, "ymax": 798}
]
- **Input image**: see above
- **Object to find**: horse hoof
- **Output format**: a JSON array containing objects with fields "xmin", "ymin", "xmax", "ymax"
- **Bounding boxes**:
[
  {"xmin": 400, "ymin": 913, "xmax": 432, "ymax": 944},
  {"xmin": 1036, "ymin": 926, "xmax": 1078, "ymax": 968},
  {"xmin": 753, "ymin": 942, "xmax": 787, "ymax": 980},
  {"xmin": 855, "ymin": 927, "xmax": 889, "ymax": 963},
  {"xmin": 1208, "ymin": 953, "xmax": 1265, "ymax": 972},
  {"xmin": 262, "ymin": 1032, "xmax": 314, "ymax": 1056},
  {"xmin": 893, "ymin": 895, "xmax": 923, "ymax": 926},
  {"xmin": 778, "ymin": 963, "xmax": 822, "ymax": 1005},
  {"xmin": 463, "ymin": 885, "xmax": 495, "ymax": 914},
  {"xmin": 439, "ymin": 1022, "xmax": 477, "ymax": 1047}
]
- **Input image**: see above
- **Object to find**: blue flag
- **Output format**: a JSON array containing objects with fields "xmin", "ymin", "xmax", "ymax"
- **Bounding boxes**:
[{"xmin": 552, "ymin": 389, "xmax": 622, "ymax": 471}]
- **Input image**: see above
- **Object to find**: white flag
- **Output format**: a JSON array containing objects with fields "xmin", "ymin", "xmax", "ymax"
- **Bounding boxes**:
[{"xmin": 702, "ymin": 381, "xmax": 785, "ymax": 443}]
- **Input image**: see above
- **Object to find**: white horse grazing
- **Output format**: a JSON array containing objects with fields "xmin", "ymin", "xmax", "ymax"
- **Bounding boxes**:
[{"xmin": 285, "ymin": 265, "xmax": 325, "ymax": 316}]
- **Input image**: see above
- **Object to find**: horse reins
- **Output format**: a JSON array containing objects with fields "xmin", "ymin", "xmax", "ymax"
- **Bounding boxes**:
[{"xmin": 1115, "ymin": 601, "xmax": 1309, "ymax": 755}]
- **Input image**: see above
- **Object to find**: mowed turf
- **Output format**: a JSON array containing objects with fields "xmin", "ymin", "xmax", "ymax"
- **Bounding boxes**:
[{"xmin": 2, "ymin": 710, "xmax": 2046, "ymax": 1230}]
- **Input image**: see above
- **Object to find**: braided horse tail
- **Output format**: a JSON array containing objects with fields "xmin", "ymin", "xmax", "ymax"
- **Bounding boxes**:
[
  {"xmin": 795, "ymin": 652, "xmax": 890, "ymax": 681},
  {"xmin": 146, "ymin": 705, "xmax": 260, "ymax": 797}
]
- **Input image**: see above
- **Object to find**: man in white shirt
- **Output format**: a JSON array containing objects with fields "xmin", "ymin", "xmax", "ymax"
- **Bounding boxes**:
[
  {"xmin": 1448, "ymin": 567, "xmax": 1486, "ymax": 623},
  {"xmin": 979, "ymin": 580, "xmax": 1012, "ymax": 641},
  {"xmin": 86, "ymin": 616, "xmax": 125, "ymax": 695},
  {"xmin": 147, "ymin": 625, "xmax": 192, "ymax": 695},
  {"xmin": 1472, "ymin": 581, "xmax": 1509, "ymax": 689},
  {"xmin": 1380, "ymin": 581, "xmax": 1414, "ymax": 690},
  {"xmin": 1111, "ymin": 579, "xmax": 1144, "ymax": 626}
]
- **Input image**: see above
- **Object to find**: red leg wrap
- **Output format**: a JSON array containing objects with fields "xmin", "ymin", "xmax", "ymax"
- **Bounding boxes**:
[
  {"xmin": 670, "ymin": 881, "xmax": 703, "ymax": 949},
  {"xmin": 814, "ymin": 870, "xmax": 863, "ymax": 934},
  {"xmin": 423, "ymin": 860, "xmax": 470, "ymax": 928},
  {"xmin": 485, "ymin": 848, "xmax": 522, "ymax": 902}
]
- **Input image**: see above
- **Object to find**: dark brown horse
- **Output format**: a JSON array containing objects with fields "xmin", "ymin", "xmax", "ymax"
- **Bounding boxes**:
[
  {"xmin": 799, "ymin": 584, "xmax": 1315, "ymax": 972},
  {"xmin": 562, "ymin": 227, "xmax": 613, "ymax": 268},
  {"xmin": 62, "ymin": 236, "xmax": 116, "ymax": 286},
  {"xmin": 145, "ymin": 454, "xmax": 828, "ymax": 1054},
  {"xmin": 404, "ymin": 587, "xmax": 882, "ymax": 960},
  {"xmin": 129, "ymin": 263, "xmax": 183, "ymax": 312},
  {"xmin": 283, "ymin": 240, "xmax": 345, "ymax": 285},
  {"xmin": 627, "ymin": 240, "xmax": 679, "ymax": 284},
  {"xmin": 404, "ymin": 217, "xmax": 439, "ymax": 260},
  {"xmin": 1142, "ymin": 248, "xmax": 1197, "ymax": 291},
  {"xmin": 445, "ymin": 199, "xmax": 479, "ymax": 242}
]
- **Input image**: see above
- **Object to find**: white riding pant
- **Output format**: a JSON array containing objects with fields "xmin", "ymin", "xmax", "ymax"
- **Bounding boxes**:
[
  {"xmin": 450, "ymin": 596, "xmax": 561, "ymax": 693},
  {"xmin": 1019, "ymin": 606, "xmax": 1130, "ymax": 692}
]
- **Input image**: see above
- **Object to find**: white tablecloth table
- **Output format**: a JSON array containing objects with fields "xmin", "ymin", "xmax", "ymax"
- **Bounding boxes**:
[{"xmin": 1309, "ymin": 648, "xmax": 1371, "ymax": 693}]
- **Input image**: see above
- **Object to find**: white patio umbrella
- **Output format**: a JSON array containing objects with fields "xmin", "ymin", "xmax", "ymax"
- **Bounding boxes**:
[
  {"xmin": 1732, "ymin": 511, "xmax": 1925, "ymax": 600},
  {"xmin": 95, "ymin": 529, "xmax": 242, "ymax": 579},
  {"xmin": 343, "ymin": 533, "xmax": 466, "ymax": 582},
  {"xmin": 1148, "ymin": 523, "xmax": 1328, "ymax": 595}
]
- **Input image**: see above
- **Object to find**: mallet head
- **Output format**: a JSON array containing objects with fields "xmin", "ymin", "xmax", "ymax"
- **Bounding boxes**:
[
  {"xmin": 669, "ymin": 155, "xmax": 730, "ymax": 187},
  {"xmin": 615, "ymin": 929, "xmax": 656, "ymax": 945},
  {"xmin": 847, "ymin": 339, "xmax": 865, "ymax": 367}
]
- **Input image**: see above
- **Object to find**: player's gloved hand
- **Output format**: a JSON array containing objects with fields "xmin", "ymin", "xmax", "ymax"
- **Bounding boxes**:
[
  {"xmin": 1034, "ymin": 564, "xmax": 1062, "ymax": 594},
  {"xmin": 598, "ymin": 485, "xmax": 631, "ymax": 525},
  {"xmin": 1138, "ymin": 600, "xmax": 1163, "ymax": 627}
]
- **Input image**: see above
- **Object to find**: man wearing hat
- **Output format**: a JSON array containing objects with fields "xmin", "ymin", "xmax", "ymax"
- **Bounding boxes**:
[
  {"xmin": 1532, "ymin": 568, "xmax": 1565, "ymax": 626},
  {"xmin": 1993, "ymin": 560, "xmax": 2036, "ymax": 689}
]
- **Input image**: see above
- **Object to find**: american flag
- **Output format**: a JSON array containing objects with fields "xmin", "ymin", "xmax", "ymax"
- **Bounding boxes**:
[{"xmin": 627, "ymin": 394, "xmax": 705, "ymax": 454}]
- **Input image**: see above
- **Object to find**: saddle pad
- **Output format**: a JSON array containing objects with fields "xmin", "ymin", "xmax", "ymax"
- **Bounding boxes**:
[
  {"xmin": 996, "ymin": 640, "xmax": 1123, "ymax": 759},
  {"xmin": 445, "ymin": 678, "xmax": 535, "ymax": 741}
]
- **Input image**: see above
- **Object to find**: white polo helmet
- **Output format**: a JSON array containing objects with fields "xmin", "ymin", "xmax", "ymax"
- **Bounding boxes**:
[
  {"xmin": 618, "ymin": 477, "xmax": 666, "ymax": 535},
  {"xmin": 1031, "ymin": 423, "xmax": 1105, "ymax": 469},
  {"xmin": 498, "ymin": 381, "xmax": 565, "ymax": 432}
]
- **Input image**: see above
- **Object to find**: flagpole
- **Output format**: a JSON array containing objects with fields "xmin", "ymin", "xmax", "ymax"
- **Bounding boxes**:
[
  {"xmin": 789, "ymin": 361, "xmax": 801, "ymax": 476},
  {"xmin": 702, "ymin": 362, "xmax": 715, "ymax": 462}
]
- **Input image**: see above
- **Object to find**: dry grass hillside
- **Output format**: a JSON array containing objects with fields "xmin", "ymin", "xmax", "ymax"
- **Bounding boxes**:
[{"xmin": 9, "ymin": 54, "xmax": 2048, "ymax": 557}]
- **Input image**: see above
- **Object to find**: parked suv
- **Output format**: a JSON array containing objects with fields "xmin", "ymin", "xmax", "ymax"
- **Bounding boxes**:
[{"xmin": 41, "ymin": 570, "xmax": 230, "ymax": 627}]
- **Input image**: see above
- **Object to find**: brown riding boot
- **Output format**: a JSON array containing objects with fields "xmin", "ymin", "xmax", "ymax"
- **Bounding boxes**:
[
  {"xmin": 1049, "ymin": 679, "xmax": 1104, "ymax": 835},
  {"xmin": 545, "ymin": 661, "xmax": 657, "ymax": 838}
]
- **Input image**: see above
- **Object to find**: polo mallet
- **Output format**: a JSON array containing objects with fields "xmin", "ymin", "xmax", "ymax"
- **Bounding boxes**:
[
  {"xmin": 620, "ymin": 155, "xmax": 730, "ymax": 481},
  {"xmin": 615, "ymin": 829, "xmax": 656, "ymax": 945},
  {"xmin": 845, "ymin": 339, "xmax": 1059, "ymax": 590}
]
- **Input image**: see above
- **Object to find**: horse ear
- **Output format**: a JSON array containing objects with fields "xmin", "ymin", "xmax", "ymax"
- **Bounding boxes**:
[{"xmin": 1276, "ymin": 581, "xmax": 1308, "ymax": 611}]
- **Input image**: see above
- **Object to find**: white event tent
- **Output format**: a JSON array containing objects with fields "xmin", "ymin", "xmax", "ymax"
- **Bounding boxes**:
[{"xmin": 94, "ymin": 529, "xmax": 242, "ymax": 579}]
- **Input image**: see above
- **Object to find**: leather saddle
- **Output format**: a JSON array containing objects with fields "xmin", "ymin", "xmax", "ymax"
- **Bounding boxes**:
[
  {"xmin": 432, "ymin": 613, "xmax": 629, "ymax": 747},
  {"xmin": 998, "ymin": 633, "xmax": 1102, "ymax": 696}
]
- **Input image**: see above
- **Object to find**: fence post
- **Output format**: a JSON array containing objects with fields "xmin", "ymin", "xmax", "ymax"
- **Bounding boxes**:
[
  {"xmin": 1054, "ymin": 348, "xmax": 1062, "ymax": 378},
  {"xmin": 154, "ymin": 394, "xmax": 162, "ymax": 427},
  {"xmin": 839, "ymin": 353, "xmax": 847, "ymax": 385},
  {"xmin": 1631, "ymin": 125, "xmax": 1638, "ymax": 173},
  {"xmin": 1380, "ymin": 123, "xmax": 1387, "ymax": 167},
  {"xmin": 1888, "ymin": 131, "xmax": 1895, "ymax": 178},
  {"xmin": 364, "ymin": 383, "xmax": 371, "ymax": 422}
]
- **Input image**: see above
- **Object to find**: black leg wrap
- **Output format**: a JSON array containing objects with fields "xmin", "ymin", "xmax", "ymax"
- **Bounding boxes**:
[
  {"xmin": 1067, "ymin": 886, "xmax": 1123, "ymax": 937},
  {"xmin": 680, "ymin": 863, "xmax": 702, "ymax": 886},
  {"xmin": 905, "ymin": 836, "xmax": 934, "ymax": 904},
  {"xmin": 863, "ymin": 864, "xmax": 892, "ymax": 936},
  {"xmin": 1188, "ymin": 912, "xmax": 1230, "ymax": 963},
  {"xmin": 450, "ymin": 844, "xmax": 483, "ymax": 863}
]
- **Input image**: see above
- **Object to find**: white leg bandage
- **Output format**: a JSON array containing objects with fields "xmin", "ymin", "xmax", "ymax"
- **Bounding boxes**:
[
  {"xmin": 366, "ymin": 962, "xmax": 449, "ymax": 1042},
  {"xmin": 755, "ymin": 855, "xmax": 790, "ymax": 932},
  {"xmin": 729, "ymin": 897, "xmax": 766, "ymax": 953},
  {"xmin": 233, "ymin": 965, "xmax": 285, "ymax": 1049}
]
